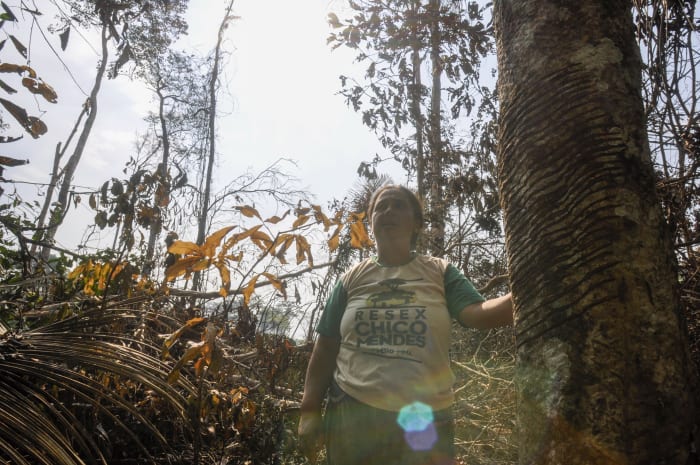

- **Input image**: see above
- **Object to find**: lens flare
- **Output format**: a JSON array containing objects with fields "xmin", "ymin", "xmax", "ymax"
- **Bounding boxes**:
[
  {"xmin": 404, "ymin": 422, "xmax": 438, "ymax": 451},
  {"xmin": 397, "ymin": 401, "xmax": 434, "ymax": 432},
  {"xmin": 397, "ymin": 401, "xmax": 438, "ymax": 451}
]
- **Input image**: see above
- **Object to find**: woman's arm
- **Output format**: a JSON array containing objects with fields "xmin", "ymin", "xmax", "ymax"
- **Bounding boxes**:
[
  {"xmin": 457, "ymin": 292, "xmax": 514, "ymax": 329},
  {"xmin": 300, "ymin": 335, "xmax": 341, "ymax": 412},
  {"xmin": 298, "ymin": 335, "xmax": 341, "ymax": 462}
]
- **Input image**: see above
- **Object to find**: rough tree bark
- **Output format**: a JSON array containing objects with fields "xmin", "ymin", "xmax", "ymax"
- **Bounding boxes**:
[{"xmin": 494, "ymin": 1, "xmax": 698, "ymax": 464}]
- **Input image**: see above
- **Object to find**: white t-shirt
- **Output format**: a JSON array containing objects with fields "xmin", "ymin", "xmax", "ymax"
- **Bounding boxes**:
[{"xmin": 316, "ymin": 255, "xmax": 485, "ymax": 411}]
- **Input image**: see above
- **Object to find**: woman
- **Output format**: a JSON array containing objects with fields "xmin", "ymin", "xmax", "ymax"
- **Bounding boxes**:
[{"xmin": 298, "ymin": 184, "xmax": 513, "ymax": 465}]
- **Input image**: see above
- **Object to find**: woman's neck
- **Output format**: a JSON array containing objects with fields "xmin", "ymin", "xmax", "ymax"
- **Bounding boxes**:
[{"xmin": 376, "ymin": 248, "xmax": 415, "ymax": 267}]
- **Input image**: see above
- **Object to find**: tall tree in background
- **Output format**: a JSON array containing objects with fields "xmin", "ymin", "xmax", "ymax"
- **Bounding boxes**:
[
  {"xmin": 192, "ymin": 0, "xmax": 235, "ymax": 292},
  {"xmin": 136, "ymin": 50, "xmax": 209, "ymax": 275},
  {"xmin": 494, "ymin": 1, "xmax": 698, "ymax": 463},
  {"xmin": 329, "ymin": 0, "xmax": 499, "ymax": 258},
  {"xmin": 427, "ymin": 0, "xmax": 445, "ymax": 254},
  {"xmin": 32, "ymin": 15, "xmax": 110, "ymax": 262},
  {"xmin": 33, "ymin": 0, "xmax": 188, "ymax": 263}
]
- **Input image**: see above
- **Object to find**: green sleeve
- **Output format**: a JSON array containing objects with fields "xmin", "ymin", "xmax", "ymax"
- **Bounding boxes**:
[
  {"xmin": 315, "ymin": 280, "xmax": 348, "ymax": 338},
  {"xmin": 444, "ymin": 264, "xmax": 486, "ymax": 318}
]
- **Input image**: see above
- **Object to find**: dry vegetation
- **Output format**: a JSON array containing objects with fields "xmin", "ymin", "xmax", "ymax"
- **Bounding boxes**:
[{"xmin": 452, "ymin": 327, "xmax": 516, "ymax": 465}]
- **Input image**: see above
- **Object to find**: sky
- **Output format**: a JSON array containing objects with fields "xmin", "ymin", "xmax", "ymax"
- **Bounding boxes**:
[{"xmin": 5, "ymin": 0, "xmax": 403, "ymax": 251}]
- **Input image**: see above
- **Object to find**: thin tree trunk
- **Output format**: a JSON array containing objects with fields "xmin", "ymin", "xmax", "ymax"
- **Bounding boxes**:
[
  {"xmin": 427, "ymin": 0, "xmax": 444, "ymax": 256},
  {"xmin": 409, "ymin": 0, "xmax": 426, "ymax": 247},
  {"xmin": 494, "ymin": 1, "xmax": 698, "ymax": 464},
  {"xmin": 144, "ymin": 83, "xmax": 171, "ymax": 276},
  {"xmin": 39, "ymin": 23, "xmax": 109, "ymax": 261},
  {"xmin": 192, "ymin": 0, "xmax": 235, "ymax": 292},
  {"xmin": 31, "ymin": 107, "xmax": 89, "ymax": 257}
]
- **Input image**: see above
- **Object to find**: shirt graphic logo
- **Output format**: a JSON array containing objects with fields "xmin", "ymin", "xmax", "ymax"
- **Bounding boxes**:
[
  {"xmin": 352, "ymin": 277, "xmax": 427, "ymax": 359},
  {"xmin": 365, "ymin": 278, "xmax": 420, "ymax": 307}
]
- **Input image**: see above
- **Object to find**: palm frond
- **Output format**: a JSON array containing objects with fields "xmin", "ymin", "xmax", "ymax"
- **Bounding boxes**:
[{"xmin": 0, "ymin": 307, "xmax": 195, "ymax": 465}]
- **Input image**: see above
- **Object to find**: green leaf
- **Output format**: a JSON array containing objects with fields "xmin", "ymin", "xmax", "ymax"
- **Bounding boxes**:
[{"xmin": 0, "ymin": 2, "xmax": 16, "ymax": 22}]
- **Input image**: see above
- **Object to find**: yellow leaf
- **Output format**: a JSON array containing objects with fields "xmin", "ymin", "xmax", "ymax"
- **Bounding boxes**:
[
  {"xmin": 275, "ymin": 251, "xmax": 288, "ymax": 265},
  {"xmin": 312, "ymin": 204, "xmax": 331, "ymax": 230},
  {"xmin": 191, "ymin": 258, "xmax": 211, "ymax": 272},
  {"xmin": 348, "ymin": 211, "xmax": 372, "ymax": 249},
  {"xmin": 67, "ymin": 263, "xmax": 87, "ymax": 280},
  {"xmin": 292, "ymin": 214, "xmax": 310, "ymax": 229},
  {"xmin": 223, "ymin": 225, "xmax": 262, "ymax": 250},
  {"xmin": 242, "ymin": 275, "xmax": 260, "ymax": 306},
  {"xmin": 202, "ymin": 226, "xmax": 235, "ymax": 257},
  {"xmin": 350, "ymin": 211, "xmax": 366, "ymax": 222},
  {"xmin": 230, "ymin": 386, "xmax": 248, "ymax": 404},
  {"xmin": 249, "ymin": 230, "xmax": 274, "ymax": 252},
  {"xmin": 83, "ymin": 278, "xmax": 95, "ymax": 295},
  {"xmin": 168, "ymin": 240, "xmax": 201, "ymax": 256},
  {"xmin": 328, "ymin": 227, "xmax": 341, "ymax": 252},
  {"xmin": 28, "ymin": 116, "xmax": 47, "ymax": 138},
  {"xmin": 162, "ymin": 317, "xmax": 207, "ymax": 359},
  {"xmin": 164, "ymin": 256, "xmax": 201, "ymax": 282},
  {"xmin": 167, "ymin": 341, "xmax": 206, "ymax": 384},
  {"xmin": 295, "ymin": 235, "xmax": 313, "ymax": 266},
  {"xmin": 0, "ymin": 63, "xmax": 35, "ymax": 76},
  {"xmin": 173, "ymin": 342, "xmax": 206, "ymax": 371},
  {"xmin": 215, "ymin": 262, "xmax": 231, "ymax": 292},
  {"xmin": 21, "ymin": 77, "xmax": 57, "ymax": 103},
  {"xmin": 350, "ymin": 221, "xmax": 368, "ymax": 249},
  {"xmin": 277, "ymin": 234, "xmax": 295, "ymax": 254},
  {"xmin": 262, "ymin": 272, "xmax": 286, "ymax": 299},
  {"xmin": 194, "ymin": 358, "xmax": 205, "ymax": 377},
  {"xmin": 264, "ymin": 209, "xmax": 290, "ymax": 224},
  {"xmin": 108, "ymin": 262, "xmax": 126, "ymax": 285},
  {"xmin": 273, "ymin": 234, "xmax": 294, "ymax": 264},
  {"xmin": 235, "ymin": 205, "xmax": 261, "ymax": 219}
]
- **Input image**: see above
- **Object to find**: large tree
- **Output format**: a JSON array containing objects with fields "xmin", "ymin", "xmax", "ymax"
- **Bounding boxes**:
[{"xmin": 494, "ymin": 1, "xmax": 698, "ymax": 463}]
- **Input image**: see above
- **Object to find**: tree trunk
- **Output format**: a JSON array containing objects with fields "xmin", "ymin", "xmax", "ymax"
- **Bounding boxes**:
[
  {"xmin": 39, "ymin": 23, "xmax": 109, "ymax": 261},
  {"xmin": 192, "ymin": 0, "xmax": 234, "ymax": 292},
  {"xmin": 144, "ymin": 83, "xmax": 170, "ymax": 276},
  {"xmin": 494, "ymin": 1, "xmax": 698, "ymax": 464},
  {"xmin": 427, "ymin": 0, "xmax": 445, "ymax": 256},
  {"xmin": 409, "ymin": 0, "xmax": 426, "ymax": 212},
  {"xmin": 31, "ymin": 104, "xmax": 88, "ymax": 258}
]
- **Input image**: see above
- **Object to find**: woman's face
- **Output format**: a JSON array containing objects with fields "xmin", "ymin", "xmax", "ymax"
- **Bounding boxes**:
[{"xmin": 371, "ymin": 188, "xmax": 419, "ymax": 247}]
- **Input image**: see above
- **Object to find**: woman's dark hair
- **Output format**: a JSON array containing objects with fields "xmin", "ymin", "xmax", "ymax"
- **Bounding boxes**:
[{"xmin": 367, "ymin": 184, "xmax": 424, "ymax": 247}]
